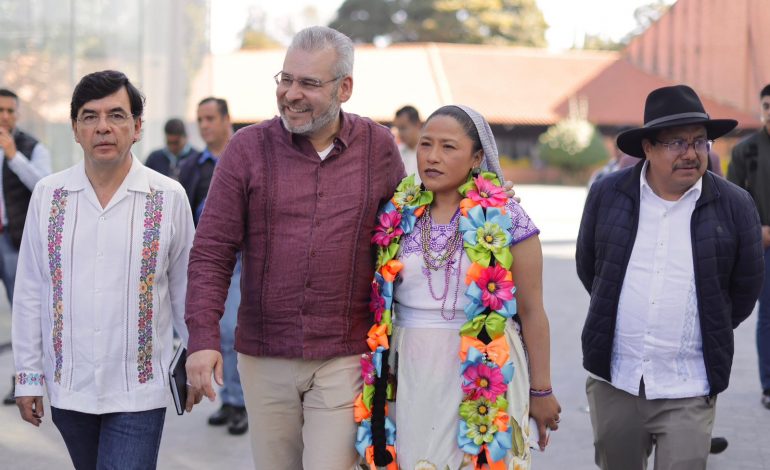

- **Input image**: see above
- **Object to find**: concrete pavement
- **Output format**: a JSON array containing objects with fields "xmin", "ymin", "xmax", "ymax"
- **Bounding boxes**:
[{"xmin": 0, "ymin": 185, "xmax": 768, "ymax": 469}]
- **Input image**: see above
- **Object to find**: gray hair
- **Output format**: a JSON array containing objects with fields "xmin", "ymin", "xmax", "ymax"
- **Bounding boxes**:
[{"xmin": 288, "ymin": 26, "xmax": 354, "ymax": 78}]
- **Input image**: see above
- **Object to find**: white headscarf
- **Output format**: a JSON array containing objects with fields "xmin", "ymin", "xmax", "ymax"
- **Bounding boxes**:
[{"xmin": 455, "ymin": 105, "xmax": 504, "ymax": 182}]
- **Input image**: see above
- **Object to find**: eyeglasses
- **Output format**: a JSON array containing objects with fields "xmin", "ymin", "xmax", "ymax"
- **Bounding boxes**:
[
  {"xmin": 653, "ymin": 137, "xmax": 712, "ymax": 155},
  {"xmin": 273, "ymin": 71, "xmax": 342, "ymax": 90},
  {"xmin": 76, "ymin": 112, "xmax": 133, "ymax": 127}
]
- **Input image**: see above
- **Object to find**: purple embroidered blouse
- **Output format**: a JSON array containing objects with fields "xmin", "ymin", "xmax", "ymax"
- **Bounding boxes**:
[{"xmin": 185, "ymin": 113, "xmax": 405, "ymax": 359}]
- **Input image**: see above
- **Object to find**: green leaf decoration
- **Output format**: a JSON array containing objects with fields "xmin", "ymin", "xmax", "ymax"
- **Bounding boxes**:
[
  {"xmin": 491, "ymin": 246, "xmax": 513, "ymax": 270},
  {"xmin": 510, "ymin": 416, "xmax": 527, "ymax": 458},
  {"xmin": 464, "ymin": 242, "xmax": 492, "ymax": 267},
  {"xmin": 376, "ymin": 242, "xmax": 400, "ymax": 268},
  {"xmin": 458, "ymin": 171, "xmax": 501, "ymax": 197},
  {"xmin": 362, "ymin": 383, "xmax": 375, "ymax": 410},
  {"xmin": 381, "ymin": 309, "xmax": 392, "ymax": 335},
  {"xmin": 460, "ymin": 313, "xmax": 507, "ymax": 338}
]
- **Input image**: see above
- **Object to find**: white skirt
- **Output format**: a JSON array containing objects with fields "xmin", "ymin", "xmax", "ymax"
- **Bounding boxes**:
[{"xmin": 390, "ymin": 322, "xmax": 533, "ymax": 470}]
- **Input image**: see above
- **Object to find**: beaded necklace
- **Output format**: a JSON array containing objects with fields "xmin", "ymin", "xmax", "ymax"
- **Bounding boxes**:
[
  {"xmin": 356, "ymin": 172, "xmax": 519, "ymax": 470},
  {"xmin": 420, "ymin": 205, "xmax": 463, "ymax": 320}
]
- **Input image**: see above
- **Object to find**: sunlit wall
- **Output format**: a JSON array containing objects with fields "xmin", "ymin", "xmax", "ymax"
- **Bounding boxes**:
[{"xmin": 0, "ymin": 0, "xmax": 209, "ymax": 170}]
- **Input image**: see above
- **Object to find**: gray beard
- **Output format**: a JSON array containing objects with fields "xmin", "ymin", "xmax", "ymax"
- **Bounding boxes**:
[{"xmin": 281, "ymin": 98, "xmax": 341, "ymax": 137}]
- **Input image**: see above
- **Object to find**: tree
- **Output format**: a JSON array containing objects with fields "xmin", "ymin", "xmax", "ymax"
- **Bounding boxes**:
[
  {"xmin": 240, "ymin": 8, "xmax": 281, "ymax": 49},
  {"xmin": 329, "ymin": 0, "xmax": 547, "ymax": 46},
  {"xmin": 581, "ymin": 34, "xmax": 625, "ymax": 51}
]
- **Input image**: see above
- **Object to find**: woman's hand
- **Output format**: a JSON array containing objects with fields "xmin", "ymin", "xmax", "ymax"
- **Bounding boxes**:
[{"xmin": 529, "ymin": 393, "xmax": 561, "ymax": 450}]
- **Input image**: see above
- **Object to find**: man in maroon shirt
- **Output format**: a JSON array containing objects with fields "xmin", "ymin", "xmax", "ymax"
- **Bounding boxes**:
[{"xmin": 184, "ymin": 26, "xmax": 405, "ymax": 469}]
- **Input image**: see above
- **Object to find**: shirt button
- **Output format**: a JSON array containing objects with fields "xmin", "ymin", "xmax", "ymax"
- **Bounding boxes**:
[
  {"xmin": 97, "ymin": 251, "xmax": 103, "ymax": 257},
  {"xmin": 315, "ymin": 220, "xmax": 321, "ymax": 227},
  {"xmin": 310, "ymin": 250, "xmax": 316, "ymax": 257},
  {"xmin": 99, "ymin": 216, "xmax": 106, "ymax": 222},
  {"xmin": 318, "ymin": 192, "xmax": 324, "ymax": 198}
]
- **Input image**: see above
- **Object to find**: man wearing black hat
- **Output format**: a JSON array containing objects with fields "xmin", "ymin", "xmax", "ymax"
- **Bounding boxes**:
[
  {"xmin": 727, "ymin": 83, "xmax": 770, "ymax": 411},
  {"xmin": 576, "ymin": 84, "xmax": 764, "ymax": 469}
]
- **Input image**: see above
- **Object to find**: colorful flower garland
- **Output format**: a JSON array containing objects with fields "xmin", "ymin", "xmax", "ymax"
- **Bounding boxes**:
[{"xmin": 355, "ymin": 172, "xmax": 519, "ymax": 470}]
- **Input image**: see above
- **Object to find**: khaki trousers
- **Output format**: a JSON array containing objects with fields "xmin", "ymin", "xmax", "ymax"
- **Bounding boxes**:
[
  {"xmin": 586, "ymin": 377, "xmax": 716, "ymax": 470},
  {"xmin": 238, "ymin": 353, "xmax": 362, "ymax": 470}
]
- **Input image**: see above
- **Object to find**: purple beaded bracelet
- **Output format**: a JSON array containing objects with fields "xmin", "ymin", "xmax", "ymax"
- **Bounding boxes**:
[{"xmin": 529, "ymin": 387, "xmax": 553, "ymax": 398}]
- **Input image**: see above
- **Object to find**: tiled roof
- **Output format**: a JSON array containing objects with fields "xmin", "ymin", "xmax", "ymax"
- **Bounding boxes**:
[{"xmin": 190, "ymin": 43, "xmax": 759, "ymax": 129}]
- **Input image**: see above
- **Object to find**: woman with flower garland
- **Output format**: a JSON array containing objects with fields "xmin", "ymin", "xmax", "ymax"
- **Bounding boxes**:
[{"xmin": 355, "ymin": 105, "xmax": 560, "ymax": 470}]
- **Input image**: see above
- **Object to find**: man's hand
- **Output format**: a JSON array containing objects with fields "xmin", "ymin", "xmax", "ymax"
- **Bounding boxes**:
[
  {"xmin": 0, "ymin": 127, "xmax": 16, "ymax": 159},
  {"xmin": 185, "ymin": 349, "xmax": 223, "ymax": 408},
  {"xmin": 762, "ymin": 225, "xmax": 770, "ymax": 250},
  {"xmin": 503, "ymin": 180, "xmax": 520, "ymax": 203},
  {"xmin": 185, "ymin": 384, "xmax": 205, "ymax": 413},
  {"xmin": 16, "ymin": 396, "xmax": 44, "ymax": 426}
]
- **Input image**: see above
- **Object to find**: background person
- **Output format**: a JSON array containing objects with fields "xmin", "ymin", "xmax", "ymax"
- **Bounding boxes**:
[
  {"xmin": 576, "ymin": 85, "xmax": 764, "ymax": 470},
  {"xmin": 0, "ymin": 87, "xmax": 52, "ymax": 405},
  {"xmin": 178, "ymin": 97, "xmax": 248, "ymax": 436},
  {"xmin": 144, "ymin": 117, "xmax": 198, "ymax": 180}
]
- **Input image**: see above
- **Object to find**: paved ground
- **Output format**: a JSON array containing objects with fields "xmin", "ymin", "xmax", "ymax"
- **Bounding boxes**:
[{"xmin": 0, "ymin": 185, "xmax": 768, "ymax": 469}]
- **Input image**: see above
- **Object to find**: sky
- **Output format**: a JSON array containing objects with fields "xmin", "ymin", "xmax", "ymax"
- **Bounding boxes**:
[{"xmin": 211, "ymin": 0, "xmax": 676, "ymax": 54}]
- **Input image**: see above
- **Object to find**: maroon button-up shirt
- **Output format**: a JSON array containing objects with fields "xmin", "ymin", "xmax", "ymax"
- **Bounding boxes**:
[{"xmin": 185, "ymin": 112, "xmax": 405, "ymax": 359}]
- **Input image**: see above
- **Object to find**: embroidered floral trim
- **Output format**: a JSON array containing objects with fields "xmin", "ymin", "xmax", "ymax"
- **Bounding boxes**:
[
  {"xmin": 16, "ymin": 372, "xmax": 45, "ymax": 386},
  {"xmin": 356, "ymin": 173, "xmax": 521, "ymax": 469},
  {"xmin": 137, "ymin": 190, "xmax": 164, "ymax": 383},
  {"xmin": 48, "ymin": 188, "xmax": 68, "ymax": 384}
]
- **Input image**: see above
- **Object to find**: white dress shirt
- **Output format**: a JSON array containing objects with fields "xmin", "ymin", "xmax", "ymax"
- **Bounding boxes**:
[
  {"xmin": 12, "ymin": 156, "xmax": 194, "ymax": 413},
  {"xmin": 609, "ymin": 160, "xmax": 709, "ymax": 399},
  {"xmin": 399, "ymin": 142, "xmax": 420, "ymax": 184},
  {"xmin": 0, "ymin": 137, "xmax": 52, "ymax": 225}
]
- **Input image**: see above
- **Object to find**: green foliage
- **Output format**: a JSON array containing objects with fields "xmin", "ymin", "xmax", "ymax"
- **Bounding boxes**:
[
  {"xmin": 537, "ymin": 118, "xmax": 608, "ymax": 172},
  {"xmin": 329, "ymin": 0, "xmax": 547, "ymax": 46}
]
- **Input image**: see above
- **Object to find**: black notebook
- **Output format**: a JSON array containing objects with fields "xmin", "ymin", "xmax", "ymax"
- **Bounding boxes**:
[{"xmin": 169, "ymin": 346, "xmax": 187, "ymax": 415}]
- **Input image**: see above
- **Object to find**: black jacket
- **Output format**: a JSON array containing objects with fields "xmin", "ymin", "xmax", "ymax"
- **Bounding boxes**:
[{"xmin": 576, "ymin": 162, "xmax": 764, "ymax": 395}]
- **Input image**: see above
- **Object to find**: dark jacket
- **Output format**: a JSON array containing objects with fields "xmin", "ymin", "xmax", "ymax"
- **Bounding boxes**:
[
  {"xmin": 727, "ymin": 128, "xmax": 770, "ymax": 225},
  {"xmin": 576, "ymin": 162, "xmax": 764, "ymax": 395},
  {"xmin": 3, "ymin": 130, "xmax": 38, "ymax": 248},
  {"xmin": 144, "ymin": 146, "xmax": 198, "ymax": 180}
]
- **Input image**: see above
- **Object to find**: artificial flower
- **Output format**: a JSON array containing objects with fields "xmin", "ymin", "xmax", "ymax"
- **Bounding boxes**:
[
  {"xmin": 466, "ymin": 175, "xmax": 508, "ymax": 208},
  {"xmin": 476, "ymin": 265, "xmax": 514, "ymax": 311},
  {"xmin": 460, "ymin": 206, "xmax": 513, "ymax": 268},
  {"xmin": 369, "ymin": 282, "xmax": 385, "ymax": 322},
  {"xmin": 465, "ymin": 419, "xmax": 498, "ymax": 446},
  {"xmin": 459, "ymin": 396, "xmax": 508, "ymax": 423},
  {"xmin": 372, "ymin": 211, "xmax": 404, "ymax": 247},
  {"xmin": 476, "ymin": 222, "xmax": 509, "ymax": 252},
  {"xmin": 393, "ymin": 174, "xmax": 433, "ymax": 208},
  {"xmin": 462, "ymin": 362, "xmax": 507, "ymax": 400},
  {"xmin": 360, "ymin": 353, "xmax": 376, "ymax": 385},
  {"xmin": 414, "ymin": 461, "xmax": 438, "ymax": 470}
]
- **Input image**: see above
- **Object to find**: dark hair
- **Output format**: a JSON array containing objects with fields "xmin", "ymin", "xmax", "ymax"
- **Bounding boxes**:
[
  {"xmin": 761, "ymin": 84, "xmax": 770, "ymax": 99},
  {"xmin": 395, "ymin": 105, "xmax": 421, "ymax": 124},
  {"xmin": 426, "ymin": 105, "xmax": 482, "ymax": 153},
  {"xmin": 0, "ymin": 88, "xmax": 18, "ymax": 103},
  {"xmin": 70, "ymin": 70, "xmax": 144, "ymax": 121},
  {"xmin": 198, "ymin": 97, "xmax": 229, "ymax": 117},
  {"xmin": 164, "ymin": 118, "xmax": 187, "ymax": 136}
]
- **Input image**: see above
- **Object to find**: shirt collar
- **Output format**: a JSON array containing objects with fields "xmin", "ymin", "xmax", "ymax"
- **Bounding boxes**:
[
  {"xmin": 198, "ymin": 148, "xmax": 218, "ymax": 165},
  {"xmin": 639, "ymin": 159, "xmax": 702, "ymax": 201},
  {"xmin": 63, "ymin": 155, "xmax": 152, "ymax": 194}
]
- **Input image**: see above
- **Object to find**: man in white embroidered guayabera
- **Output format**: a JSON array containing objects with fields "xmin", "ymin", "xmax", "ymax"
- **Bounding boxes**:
[
  {"xmin": 12, "ymin": 70, "xmax": 195, "ymax": 470},
  {"xmin": 577, "ymin": 85, "xmax": 765, "ymax": 470}
]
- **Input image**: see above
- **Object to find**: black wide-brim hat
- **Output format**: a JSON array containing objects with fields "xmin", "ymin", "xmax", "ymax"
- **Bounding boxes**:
[{"xmin": 617, "ymin": 85, "xmax": 738, "ymax": 158}]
